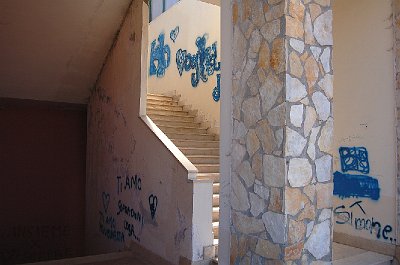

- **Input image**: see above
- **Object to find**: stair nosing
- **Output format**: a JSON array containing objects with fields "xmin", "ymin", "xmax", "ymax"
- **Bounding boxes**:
[
  {"xmin": 158, "ymin": 124, "xmax": 208, "ymax": 129},
  {"xmin": 187, "ymin": 155, "xmax": 220, "ymax": 158},
  {"xmin": 148, "ymin": 113, "xmax": 196, "ymax": 119}
]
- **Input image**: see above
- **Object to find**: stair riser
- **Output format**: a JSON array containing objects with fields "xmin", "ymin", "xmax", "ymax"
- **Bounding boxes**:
[
  {"xmin": 213, "ymin": 196, "xmax": 219, "ymax": 207},
  {"xmin": 147, "ymin": 95, "xmax": 174, "ymax": 101},
  {"xmin": 147, "ymin": 104, "xmax": 183, "ymax": 111},
  {"xmin": 181, "ymin": 148, "xmax": 219, "ymax": 156},
  {"xmin": 147, "ymin": 109, "xmax": 189, "ymax": 116},
  {"xmin": 147, "ymin": 109, "xmax": 189, "ymax": 117},
  {"xmin": 148, "ymin": 114, "xmax": 195, "ymax": 123},
  {"xmin": 212, "ymin": 211, "xmax": 219, "ymax": 222},
  {"xmin": 188, "ymin": 157, "xmax": 220, "ymax": 164},
  {"xmin": 213, "ymin": 183, "xmax": 220, "ymax": 193},
  {"xmin": 173, "ymin": 141, "xmax": 219, "ymax": 148},
  {"xmin": 151, "ymin": 119, "xmax": 202, "ymax": 128},
  {"xmin": 198, "ymin": 173, "xmax": 220, "ymax": 182},
  {"xmin": 168, "ymin": 133, "xmax": 216, "ymax": 141},
  {"xmin": 195, "ymin": 165, "xmax": 220, "ymax": 173},
  {"xmin": 147, "ymin": 99, "xmax": 179, "ymax": 106},
  {"xmin": 160, "ymin": 126, "xmax": 208, "ymax": 135},
  {"xmin": 213, "ymin": 226, "xmax": 219, "ymax": 239}
]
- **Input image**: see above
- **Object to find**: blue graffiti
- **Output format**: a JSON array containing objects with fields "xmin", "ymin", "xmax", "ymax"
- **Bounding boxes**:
[
  {"xmin": 176, "ymin": 34, "xmax": 221, "ymax": 88},
  {"xmin": 170, "ymin": 26, "xmax": 179, "ymax": 43},
  {"xmin": 149, "ymin": 33, "xmax": 171, "ymax": 77},
  {"xmin": 339, "ymin": 146, "xmax": 370, "ymax": 174},
  {"xmin": 333, "ymin": 171, "xmax": 380, "ymax": 201},
  {"xmin": 212, "ymin": 74, "xmax": 220, "ymax": 102}
]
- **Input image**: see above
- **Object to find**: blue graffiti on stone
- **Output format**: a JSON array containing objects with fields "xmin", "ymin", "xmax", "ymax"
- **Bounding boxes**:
[
  {"xmin": 149, "ymin": 33, "xmax": 171, "ymax": 77},
  {"xmin": 339, "ymin": 146, "xmax": 370, "ymax": 174},
  {"xmin": 170, "ymin": 26, "xmax": 179, "ymax": 43},
  {"xmin": 212, "ymin": 74, "xmax": 221, "ymax": 102},
  {"xmin": 333, "ymin": 171, "xmax": 380, "ymax": 201},
  {"xmin": 176, "ymin": 34, "xmax": 221, "ymax": 88}
]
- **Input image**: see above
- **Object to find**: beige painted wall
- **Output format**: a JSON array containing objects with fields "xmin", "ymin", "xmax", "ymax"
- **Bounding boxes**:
[
  {"xmin": 85, "ymin": 2, "xmax": 199, "ymax": 264},
  {"xmin": 148, "ymin": 0, "xmax": 221, "ymax": 132},
  {"xmin": 333, "ymin": 0, "xmax": 397, "ymax": 244}
]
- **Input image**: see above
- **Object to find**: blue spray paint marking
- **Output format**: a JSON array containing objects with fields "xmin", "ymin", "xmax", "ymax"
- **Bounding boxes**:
[
  {"xmin": 333, "ymin": 171, "xmax": 380, "ymax": 200},
  {"xmin": 149, "ymin": 33, "xmax": 171, "ymax": 77},
  {"xmin": 176, "ymin": 34, "xmax": 221, "ymax": 88},
  {"xmin": 339, "ymin": 146, "xmax": 370, "ymax": 174},
  {"xmin": 212, "ymin": 74, "xmax": 220, "ymax": 102},
  {"xmin": 170, "ymin": 26, "xmax": 179, "ymax": 43}
]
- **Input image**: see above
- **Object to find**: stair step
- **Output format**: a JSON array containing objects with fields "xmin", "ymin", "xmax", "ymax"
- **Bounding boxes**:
[
  {"xmin": 187, "ymin": 155, "xmax": 219, "ymax": 164},
  {"xmin": 195, "ymin": 164, "xmax": 220, "ymax": 173},
  {"xmin": 151, "ymin": 119, "xmax": 202, "ymax": 128},
  {"xmin": 147, "ymin": 93, "xmax": 175, "ymax": 101},
  {"xmin": 147, "ymin": 104, "xmax": 183, "ymax": 111},
  {"xmin": 212, "ymin": 207, "xmax": 219, "ymax": 222},
  {"xmin": 197, "ymin": 173, "xmax": 220, "ymax": 182},
  {"xmin": 173, "ymin": 140, "xmax": 219, "ymax": 148},
  {"xmin": 147, "ymin": 108, "xmax": 190, "ymax": 117},
  {"xmin": 168, "ymin": 133, "xmax": 216, "ymax": 141},
  {"xmin": 159, "ymin": 125, "xmax": 209, "ymax": 135},
  {"xmin": 213, "ymin": 194, "xmax": 219, "ymax": 207},
  {"xmin": 148, "ymin": 113, "xmax": 196, "ymax": 122},
  {"xmin": 147, "ymin": 98, "xmax": 179, "ymax": 106},
  {"xmin": 213, "ymin": 222, "xmax": 219, "ymax": 238},
  {"xmin": 213, "ymin": 183, "xmax": 220, "ymax": 193},
  {"xmin": 181, "ymin": 147, "xmax": 219, "ymax": 156}
]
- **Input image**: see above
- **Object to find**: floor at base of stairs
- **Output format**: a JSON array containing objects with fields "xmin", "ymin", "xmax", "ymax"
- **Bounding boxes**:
[
  {"xmin": 22, "ymin": 242, "xmax": 394, "ymax": 265},
  {"xmin": 21, "ymin": 251, "xmax": 170, "ymax": 265},
  {"xmin": 332, "ymin": 242, "xmax": 392, "ymax": 265},
  {"xmin": 211, "ymin": 243, "xmax": 393, "ymax": 265}
]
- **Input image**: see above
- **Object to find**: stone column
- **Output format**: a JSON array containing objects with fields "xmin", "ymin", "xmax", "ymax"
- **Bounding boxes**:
[{"xmin": 230, "ymin": 0, "xmax": 333, "ymax": 263}]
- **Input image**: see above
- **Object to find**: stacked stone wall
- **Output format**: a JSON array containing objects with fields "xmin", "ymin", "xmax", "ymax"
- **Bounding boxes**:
[{"xmin": 230, "ymin": 0, "xmax": 333, "ymax": 263}]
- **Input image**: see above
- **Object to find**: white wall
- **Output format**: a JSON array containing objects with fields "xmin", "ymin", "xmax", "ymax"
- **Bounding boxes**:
[
  {"xmin": 333, "ymin": 0, "xmax": 397, "ymax": 245},
  {"xmin": 85, "ymin": 2, "xmax": 205, "ymax": 264},
  {"xmin": 218, "ymin": 0, "xmax": 232, "ymax": 263},
  {"xmin": 148, "ymin": 0, "xmax": 221, "ymax": 132}
]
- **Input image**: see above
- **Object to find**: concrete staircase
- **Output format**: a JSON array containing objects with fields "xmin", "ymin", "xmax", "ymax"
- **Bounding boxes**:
[{"xmin": 146, "ymin": 93, "xmax": 220, "ymax": 249}]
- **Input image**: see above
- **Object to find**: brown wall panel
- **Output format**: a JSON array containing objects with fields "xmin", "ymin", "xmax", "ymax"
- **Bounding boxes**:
[{"xmin": 0, "ymin": 99, "xmax": 87, "ymax": 264}]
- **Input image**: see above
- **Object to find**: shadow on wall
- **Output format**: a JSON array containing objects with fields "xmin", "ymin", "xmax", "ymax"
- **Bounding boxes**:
[{"xmin": 0, "ymin": 99, "xmax": 87, "ymax": 265}]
